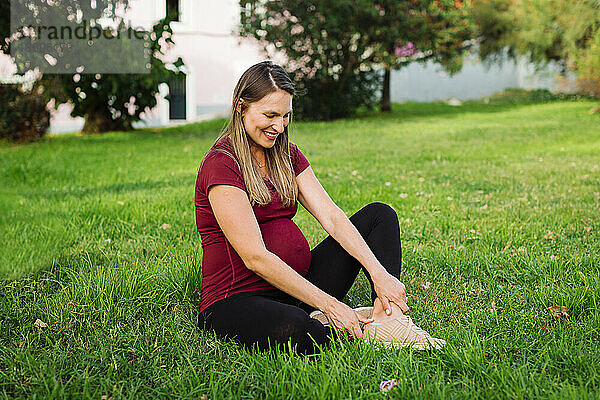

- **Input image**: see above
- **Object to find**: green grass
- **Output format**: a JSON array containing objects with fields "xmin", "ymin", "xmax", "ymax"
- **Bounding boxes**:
[{"xmin": 1, "ymin": 94, "xmax": 600, "ymax": 399}]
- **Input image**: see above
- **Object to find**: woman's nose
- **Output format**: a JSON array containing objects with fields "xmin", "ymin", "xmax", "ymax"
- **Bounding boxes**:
[{"xmin": 272, "ymin": 117, "xmax": 285, "ymax": 133}]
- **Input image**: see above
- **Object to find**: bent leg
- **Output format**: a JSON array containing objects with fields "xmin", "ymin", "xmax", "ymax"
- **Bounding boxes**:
[
  {"xmin": 302, "ymin": 202, "xmax": 402, "ymax": 312},
  {"xmin": 199, "ymin": 290, "xmax": 331, "ymax": 355}
]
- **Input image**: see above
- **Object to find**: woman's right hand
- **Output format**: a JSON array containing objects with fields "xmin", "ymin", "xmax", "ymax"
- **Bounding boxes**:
[{"xmin": 323, "ymin": 300, "xmax": 374, "ymax": 338}]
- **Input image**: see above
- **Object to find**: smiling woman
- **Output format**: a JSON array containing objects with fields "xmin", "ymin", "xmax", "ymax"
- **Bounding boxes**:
[
  {"xmin": 194, "ymin": 61, "xmax": 444, "ymax": 355},
  {"xmin": 240, "ymin": 90, "xmax": 292, "ymax": 145}
]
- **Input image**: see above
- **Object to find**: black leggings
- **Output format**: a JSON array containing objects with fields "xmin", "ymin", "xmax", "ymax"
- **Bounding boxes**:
[{"xmin": 198, "ymin": 202, "xmax": 402, "ymax": 354}]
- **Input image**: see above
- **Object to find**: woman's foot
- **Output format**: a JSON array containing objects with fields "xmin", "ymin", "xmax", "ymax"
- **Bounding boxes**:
[
  {"xmin": 364, "ymin": 298, "xmax": 445, "ymax": 350},
  {"xmin": 310, "ymin": 298, "xmax": 403, "ymax": 328},
  {"xmin": 371, "ymin": 297, "xmax": 400, "ymax": 323}
]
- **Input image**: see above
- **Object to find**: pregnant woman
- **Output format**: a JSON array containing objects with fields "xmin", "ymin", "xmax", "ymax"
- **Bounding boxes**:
[{"xmin": 195, "ymin": 61, "xmax": 444, "ymax": 355}]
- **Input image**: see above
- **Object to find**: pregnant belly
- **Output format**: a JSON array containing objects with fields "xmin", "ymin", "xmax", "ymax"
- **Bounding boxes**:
[{"xmin": 259, "ymin": 218, "xmax": 311, "ymax": 276}]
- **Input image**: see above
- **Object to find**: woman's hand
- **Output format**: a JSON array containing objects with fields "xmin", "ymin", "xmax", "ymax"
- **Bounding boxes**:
[
  {"xmin": 322, "ymin": 300, "xmax": 374, "ymax": 338},
  {"xmin": 372, "ymin": 272, "xmax": 409, "ymax": 315}
]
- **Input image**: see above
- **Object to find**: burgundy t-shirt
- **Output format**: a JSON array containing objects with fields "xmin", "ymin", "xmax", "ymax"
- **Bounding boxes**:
[{"xmin": 195, "ymin": 135, "xmax": 311, "ymax": 313}]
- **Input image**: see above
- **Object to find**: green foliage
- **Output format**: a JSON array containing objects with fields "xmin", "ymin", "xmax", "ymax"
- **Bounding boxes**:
[
  {"xmin": 2, "ymin": 1, "xmax": 133, "ymax": 72},
  {"xmin": 1, "ymin": 1, "xmax": 184, "ymax": 133},
  {"xmin": 573, "ymin": 10, "xmax": 600, "ymax": 98},
  {"xmin": 370, "ymin": 0, "xmax": 476, "ymax": 73},
  {"xmin": 41, "ymin": 15, "xmax": 184, "ymax": 133},
  {"xmin": 238, "ymin": 0, "xmax": 384, "ymax": 120},
  {"xmin": 238, "ymin": 0, "xmax": 475, "ymax": 119},
  {"xmin": 291, "ymin": 69, "xmax": 383, "ymax": 121},
  {"xmin": 0, "ymin": 82, "xmax": 50, "ymax": 143},
  {"xmin": 471, "ymin": 0, "xmax": 517, "ymax": 63},
  {"xmin": 473, "ymin": 0, "xmax": 600, "ymax": 99}
]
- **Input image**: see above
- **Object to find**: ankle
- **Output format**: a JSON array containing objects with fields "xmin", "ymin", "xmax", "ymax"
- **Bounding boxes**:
[{"xmin": 371, "ymin": 298, "xmax": 402, "ymax": 322}]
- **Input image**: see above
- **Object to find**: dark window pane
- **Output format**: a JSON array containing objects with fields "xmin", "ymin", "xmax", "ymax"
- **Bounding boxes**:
[{"xmin": 166, "ymin": 0, "xmax": 179, "ymax": 21}]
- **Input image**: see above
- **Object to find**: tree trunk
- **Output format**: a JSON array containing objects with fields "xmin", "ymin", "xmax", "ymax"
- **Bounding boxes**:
[
  {"xmin": 381, "ymin": 66, "xmax": 391, "ymax": 112},
  {"xmin": 82, "ymin": 107, "xmax": 130, "ymax": 134}
]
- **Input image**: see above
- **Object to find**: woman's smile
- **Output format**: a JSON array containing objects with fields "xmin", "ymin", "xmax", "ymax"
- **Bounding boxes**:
[
  {"xmin": 240, "ymin": 89, "xmax": 292, "ymax": 149},
  {"xmin": 263, "ymin": 130, "xmax": 278, "ymax": 140}
]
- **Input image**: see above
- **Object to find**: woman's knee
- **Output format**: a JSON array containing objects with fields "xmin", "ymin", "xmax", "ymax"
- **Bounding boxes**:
[{"xmin": 363, "ymin": 201, "xmax": 399, "ymax": 223}]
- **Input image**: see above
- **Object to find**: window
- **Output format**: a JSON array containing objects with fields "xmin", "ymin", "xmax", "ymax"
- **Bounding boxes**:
[{"xmin": 166, "ymin": 0, "xmax": 179, "ymax": 21}]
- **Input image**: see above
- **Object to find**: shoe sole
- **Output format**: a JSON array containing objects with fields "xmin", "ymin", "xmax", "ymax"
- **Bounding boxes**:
[{"xmin": 363, "ymin": 337, "xmax": 446, "ymax": 350}]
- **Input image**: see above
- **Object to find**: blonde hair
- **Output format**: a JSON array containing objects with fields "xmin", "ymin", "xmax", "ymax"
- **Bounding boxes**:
[{"xmin": 209, "ymin": 61, "xmax": 298, "ymax": 208}]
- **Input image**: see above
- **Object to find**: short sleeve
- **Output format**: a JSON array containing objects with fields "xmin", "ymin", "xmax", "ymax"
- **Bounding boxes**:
[
  {"xmin": 289, "ymin": 142, "xmax": 310, "ymax": 176},
  {"xmin": 196, "ymin": 150, "xmax": 246, "ymax": 195}
]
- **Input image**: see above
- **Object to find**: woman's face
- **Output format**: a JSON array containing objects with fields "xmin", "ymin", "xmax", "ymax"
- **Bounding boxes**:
[{"xmin": 238, "ymin": 89, "xmax": 292, "ymax": 150}]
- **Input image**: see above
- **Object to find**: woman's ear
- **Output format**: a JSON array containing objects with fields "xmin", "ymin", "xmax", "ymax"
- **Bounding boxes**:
[{"xmin": 236, "ymin": 99, "xmax": 245, "ymax": 114}]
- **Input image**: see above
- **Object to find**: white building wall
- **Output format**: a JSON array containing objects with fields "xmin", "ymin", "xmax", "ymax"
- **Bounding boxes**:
[
  {"xmin": 390, "ymin": 52, "xmax": 564, "ymax": 103},
  {"xmin": 131, "ymin": 0, "xmax": 264, "ymax": 125}
]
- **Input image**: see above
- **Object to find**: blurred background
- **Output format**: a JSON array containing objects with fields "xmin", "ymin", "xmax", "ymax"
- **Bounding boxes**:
[{"xmin": 0, "ymin": 0, "xmax": 597, "ymax": 139}]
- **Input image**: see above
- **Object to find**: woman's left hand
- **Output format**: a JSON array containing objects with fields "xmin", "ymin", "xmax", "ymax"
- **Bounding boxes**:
[{"xmin": 372, "ymin": 271, "xmax": 409, "ymax": 315}]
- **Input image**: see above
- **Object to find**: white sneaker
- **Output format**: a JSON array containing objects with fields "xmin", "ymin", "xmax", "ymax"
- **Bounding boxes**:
[{"xmin": 363, "ymin": 313, "xmax": 445, "ymax": 350}]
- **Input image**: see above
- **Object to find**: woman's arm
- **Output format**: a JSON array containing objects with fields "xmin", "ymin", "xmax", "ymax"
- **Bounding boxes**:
[
  {"xmin": 207, "ymin": 184, "xmax": 372, "ymax": 337},
  {"xmin": 296, "ymin": 167, "xmax": 409, "ymax": 314}
]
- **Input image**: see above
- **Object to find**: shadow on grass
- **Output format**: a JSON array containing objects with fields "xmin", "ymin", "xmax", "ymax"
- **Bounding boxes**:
[
  {"xmin": 1, "ymin": 117, "xmax": 229, "ymax": 149},
  {"xmin": 29, "ymin": 178, "xmax": 185, "ymax": 200},
  {"xmin": 132, "ymin": 117, "xmax": 229, "ymax": 138}
]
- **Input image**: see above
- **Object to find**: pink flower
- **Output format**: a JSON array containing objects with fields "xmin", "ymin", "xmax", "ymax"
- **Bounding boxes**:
[{"xmin": 395, "ymin": 42, "xmax": 417, "ymax": 57}]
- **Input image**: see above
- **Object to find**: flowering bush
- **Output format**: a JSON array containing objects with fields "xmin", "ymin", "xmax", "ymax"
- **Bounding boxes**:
[{"xmin": 0, "ymin": 83, "xmax": 50, "ymax": 143}]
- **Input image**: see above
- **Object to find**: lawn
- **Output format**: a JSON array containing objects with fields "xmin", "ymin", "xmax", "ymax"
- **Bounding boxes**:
[{"xmin": 1, "ymin": 94, "xmax": 599, "ymax": 399}]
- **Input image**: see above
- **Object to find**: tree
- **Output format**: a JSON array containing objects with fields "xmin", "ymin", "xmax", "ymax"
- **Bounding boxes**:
[
  {"xmin": 238, "ymin": 0, "xmax": 384, "ymax": 120},
  {"xmin": 238, "ymin": 0, "xmax": 476, "ymax": 118},
  {"xmin": 364, "ymin": 0, "xmax": 476, "ymax": 111},
  {"xmin": 45, "ymin": 15, "xmax": 185, "ymax": 133},
  {"xmin": 2, "ymin": 0, "xmax": 134, "ymax": 71},
  {"xmin": 0, "ymin": 81, "xmax": 50, "ymax": 142},
  {"xmin": 1, "ymin": 0, "xmax": 185, "ymax": 133},
  {"xmin": 472, "ymin": 0, "xmax": 600, "ymax": 108}
]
